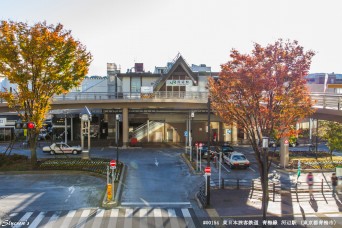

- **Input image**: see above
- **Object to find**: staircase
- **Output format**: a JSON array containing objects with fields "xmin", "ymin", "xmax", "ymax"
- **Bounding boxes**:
[{"xmin": 132, "ymin": 121, "xmax": 164, "ymax": 141}]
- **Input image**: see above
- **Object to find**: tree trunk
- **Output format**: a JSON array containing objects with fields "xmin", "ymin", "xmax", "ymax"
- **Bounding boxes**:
[
  {"xmin": 29, "ymin": 130, "xmax": 38, "ymax": 166},
  {"xmin": 261, "ymin": 169, "xmax": 269, "ymax": 220},
  {"xmin": 261, "ymin": 148, "xmax": 269, "ymax": 221}
]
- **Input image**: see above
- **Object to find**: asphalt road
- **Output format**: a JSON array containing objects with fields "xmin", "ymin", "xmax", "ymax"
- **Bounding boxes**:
[
  {"xmin": 118, "ymin": 148, "xmax": 202, "ymax": 208},
  {"xmin": 0, "ymin": 174, "xmax": 106, "ymax": 218}
]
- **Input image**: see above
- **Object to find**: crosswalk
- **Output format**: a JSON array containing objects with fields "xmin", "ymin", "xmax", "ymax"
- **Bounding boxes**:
[{"xmin": 0, "ymin": 207, "xmax": 201, "ymax": 228}]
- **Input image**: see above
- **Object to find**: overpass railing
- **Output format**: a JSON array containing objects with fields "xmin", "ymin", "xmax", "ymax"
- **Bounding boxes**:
[
  {"xmin": 310, "ymin": 93, "xmax": 342, "ymax": 110},
  {"xmin": 52, "ymin": 91, "xmax": 209, "ymax": 101}
]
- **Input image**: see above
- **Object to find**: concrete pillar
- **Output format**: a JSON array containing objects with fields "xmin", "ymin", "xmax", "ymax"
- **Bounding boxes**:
[
  {"xmin": 123, "ymin": 108, "xmax": 129, "ymax": 147},
  {"xmin": 70, "ymin": 117, "xmax": 73, "ymax": 141},
  {"xmin": 280, "ymin": 137, "xmax": 289, "ymax": 168},
  {"xmin": 147, "ymin": 120, "xmax": 150, "ymax": 142}
]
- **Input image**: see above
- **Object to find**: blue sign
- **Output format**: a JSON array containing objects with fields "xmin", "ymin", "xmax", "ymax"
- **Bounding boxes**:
[
  {"xmin": 184, "ymin": 131, "xmax": 188, "ymax": 137},
  {"xmin": 226, "ymin": 129, "xmax": 232, "ymax": 134}
]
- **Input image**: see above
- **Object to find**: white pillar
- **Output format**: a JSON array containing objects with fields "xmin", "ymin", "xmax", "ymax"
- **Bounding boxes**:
[
  {"xmin": 70, "ymin": 117, "xmax": 73, "ymax": 141},
  {"xmin": 147, "ymin": 120, "xmax": 150, "ymax": 142}
]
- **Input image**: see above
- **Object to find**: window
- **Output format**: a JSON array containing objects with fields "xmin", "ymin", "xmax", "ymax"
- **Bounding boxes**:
[{"xmin": 131, "ymin": 77, "xmax": 141, "ymax": 93}]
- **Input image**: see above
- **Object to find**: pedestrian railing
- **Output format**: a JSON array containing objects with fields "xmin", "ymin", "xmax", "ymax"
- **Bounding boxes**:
[{"xmin": 197, "ymin": 181, "xmax": 207, "ymax": 208}]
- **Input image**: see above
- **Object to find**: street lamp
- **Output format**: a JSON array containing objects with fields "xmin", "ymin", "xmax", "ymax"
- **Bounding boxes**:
[
  {"xmin": 189, "ymin": 111, "xmax": 194, "ymax": 161},
  {"xmin": 116, "ymin": 114, "xmax": 121, "ymax": 163}
]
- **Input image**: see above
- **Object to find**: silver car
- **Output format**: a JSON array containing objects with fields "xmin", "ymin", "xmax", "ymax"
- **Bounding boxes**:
[{"xmin": 43, "ymin": 142, "xmax": 82, "ymax": 155}]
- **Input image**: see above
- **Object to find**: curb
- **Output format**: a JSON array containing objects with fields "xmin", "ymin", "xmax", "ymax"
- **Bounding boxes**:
[
  {"xmin": 102, "ymin": 164, "xmax": 127, "ymax": 208},
  {"xmin": 180, "ymin": 153, "xmax": 203, "ymax": 175}
]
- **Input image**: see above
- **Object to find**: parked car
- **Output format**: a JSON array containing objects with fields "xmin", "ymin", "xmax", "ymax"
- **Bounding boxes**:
[
  {"xmin": 223, "ymin": 152, "xmax": 250, "ymax": 169},
  {"xmin": 42, "ymin": 142, "xmax": 82, "ymax": 155},
  {"xmin": 193, "ymin": 142, "xmax": 213, "ymax": 159},
  {"xmin": 38, "ymin": 129, "xmax": 48, "ymax": 140},
  {"xmin": 221, "ymin": 143, "xmax": 234, "ymax": 153}
]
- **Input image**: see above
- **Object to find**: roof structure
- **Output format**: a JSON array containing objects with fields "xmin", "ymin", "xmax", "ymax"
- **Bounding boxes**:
[{"xmin": 153, "ymin": 55, "xmax": 198, "ymax": 91}]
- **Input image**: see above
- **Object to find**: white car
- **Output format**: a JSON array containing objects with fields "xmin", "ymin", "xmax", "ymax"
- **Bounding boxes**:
[
  {"xmin": 43, "ymin": 142, "xmax": 82, "ymax": 155},
  {"xmin": 223, "ymin": 152, "xmax": 250, "ymax": 169}
]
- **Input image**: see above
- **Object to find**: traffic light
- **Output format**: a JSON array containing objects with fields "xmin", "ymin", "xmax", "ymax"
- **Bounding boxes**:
[
  {"xmin": 27, "ymin": 122, "xmax": 35, "ymax": 129},
  {"xmin": 15, "ymin": 121, "xmax": 36, "ymax": 129}
]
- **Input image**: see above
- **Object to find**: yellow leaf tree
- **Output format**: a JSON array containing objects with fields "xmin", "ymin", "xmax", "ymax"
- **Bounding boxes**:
[
  {"xmin": 209, "ymin": 39, "xmax": 315, "ymax": 219},
  {"xmin": 0, "ymin": 20, "xmax": 92, "ymax": 164}
]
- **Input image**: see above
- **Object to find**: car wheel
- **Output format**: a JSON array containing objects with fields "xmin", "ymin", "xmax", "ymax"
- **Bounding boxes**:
[
  {"xmin": 72, "ymin": 150, "xmax": 78, "ymax": 155},
  {"xmin": 50, "ymin": 150, "xmax": 55, "ymax": 155}
]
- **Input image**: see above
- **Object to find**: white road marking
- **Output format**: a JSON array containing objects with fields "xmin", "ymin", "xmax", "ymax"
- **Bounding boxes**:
[
  {"xmin": 124, "ymin": 208, "xmax": 133, "ymax": 228},
  {"xmin": 182, "ymin": 208, "xmax": 196, "ymax": 228},
  {"xmin": 167, "ymin": 209, "xmax": 179, "ymax": 228},
  {"xmin": 249, "ymin": 167, "xmax": 256, "ymax": 172},
  {"xmin": 153, "ymin": 208, "xmax": 163, "ymax": 228},
  {"xmin": 28, "ymin": 212, "xmax": 45, "ymax": 228},
  {"xmin": 13, "ymin": 212, "xmax": 33, "ymax": 228},
  {"xmin": 44, "ymin": 212, "xmax": 60, "ymax": 228},
  {"xmin": 105, "ymin": 209, "xmax": 119, "ymax": 228},
  {"xmin": 77, "ymin": 209, "xmax": 91, "ymax": 228},
  {"xmin": 120, "ymin": 202, "xmax": 191, "ymax": 206},
  {"xmin": 60, "ymin": 210, "xmax": 77, "ymax": 228}
]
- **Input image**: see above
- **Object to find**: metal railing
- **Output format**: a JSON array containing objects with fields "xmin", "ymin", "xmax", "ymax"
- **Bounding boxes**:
[
  {"xmin": 3, "ymin": 91, "xmax": 342, "ymax": 110},
  {"xmin": 51, "ymin": 91, "xmax": 210, "ymax": 102}
]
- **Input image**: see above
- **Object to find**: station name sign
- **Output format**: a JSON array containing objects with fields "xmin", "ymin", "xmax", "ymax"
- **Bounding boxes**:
[{"xmin": 166, "ymin": 80, "xmax": 193, "ymax": 86}]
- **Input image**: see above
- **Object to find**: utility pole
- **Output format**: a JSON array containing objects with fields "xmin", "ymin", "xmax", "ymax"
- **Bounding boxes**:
[{"xmin": 206, "ymin": 97, "xmax": 211, "ymax": 206}]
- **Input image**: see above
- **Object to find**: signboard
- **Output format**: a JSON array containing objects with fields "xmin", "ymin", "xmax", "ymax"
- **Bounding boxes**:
[
  {"xmin": 166, "ymin": 80, "xmax": 193, "ymax": 86},
  {"xmin": 199, "ymin": 143, "xmax": 203, "ymax": 150},
  {"xmin": 110, "ymin": 160, "xmax": 116, "ymax": 169},
  {"xmin": 226, "ymin": 129, "xmax": 231, "ymax": 134},
  {"xmin": 141, "ymin": 86, "xmax": 153, "ymax": 94},
  {"xmin": 0, "ymin": 118, "xmax": 6, "ymax": 126},
  {"xmin": 184, "ymin": 131, "xmax": 188, "ymax": 137},
  {"xmin": 205, "ymin": 166, "xmax": 211, "ymax": 175}
]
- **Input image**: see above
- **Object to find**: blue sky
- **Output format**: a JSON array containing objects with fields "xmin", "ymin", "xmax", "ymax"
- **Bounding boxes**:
[{"xmin": 1, "ymin": 0, "xmax": 341, "ymax": 76}]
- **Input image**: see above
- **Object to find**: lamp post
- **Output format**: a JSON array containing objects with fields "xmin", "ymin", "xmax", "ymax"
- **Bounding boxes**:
[
  {"xmin": 116, "ymin": 114, "xmax": 120, "ymax": 163},
  {"xmin": 262, "ymin": 136, "xmax": 269, "ymax": 220},
  {"xmin": 206, "ymin": 97, "xmax": 211, "ymax": 206},
  {"xmin": 190, "ymin": 111, "xmax": 194, "ymax": 161}
]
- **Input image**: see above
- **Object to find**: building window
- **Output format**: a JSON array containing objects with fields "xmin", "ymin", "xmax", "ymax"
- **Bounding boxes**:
[{"xmin": 131, "ymin": 77, "xmax": 141, "ymax": 93}]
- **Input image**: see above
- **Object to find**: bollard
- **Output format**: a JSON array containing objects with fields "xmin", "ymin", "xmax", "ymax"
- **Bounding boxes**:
[
  {"xmin": 237, "ymin": 179, "xmax": 240, "ymax": 190},
  {"xmin": 221, "ymin": 178, "xmax": 224, "ymax": 189}
]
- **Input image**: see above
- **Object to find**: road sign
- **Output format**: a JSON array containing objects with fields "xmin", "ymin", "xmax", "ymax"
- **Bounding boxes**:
[
  {"xmin": 226, "ymin": 129, "xmax": 232, "ymax": 134},
  {"xmin": 284, "ymin": 139, "xmax": 289, "ymax": 145},
  {"xmin": 184, "ymin": 131, "xmax": 188, "ymax": 137},
  {"xmin": 205, "ymin": 166, "xmax": 211, "ymax": 174},
  {"xmin": 199, "ymin": 143, "xmax": 203, "ymax": 150},
  {"xmin": 110, "ymin": 160, "xmax": 116, "ymax": 169}
]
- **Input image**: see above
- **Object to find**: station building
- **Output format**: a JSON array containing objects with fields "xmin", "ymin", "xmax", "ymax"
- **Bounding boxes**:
[{"xmin": 0, "ymin": 54, "xmax": 339, "ymax": 145}]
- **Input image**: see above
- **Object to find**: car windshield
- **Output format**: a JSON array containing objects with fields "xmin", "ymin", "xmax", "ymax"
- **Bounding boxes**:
[{"xmin": 232, "ymin": 155, "xmax": 246, "ymax": 160}]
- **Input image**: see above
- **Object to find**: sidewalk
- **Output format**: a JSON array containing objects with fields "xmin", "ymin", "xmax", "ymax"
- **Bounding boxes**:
[{"xmin": 206, "ymin": 188, "xmax": 342, "ymax": 227}]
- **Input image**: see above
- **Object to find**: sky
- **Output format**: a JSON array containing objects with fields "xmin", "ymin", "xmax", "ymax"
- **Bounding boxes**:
[{"xmin": 1, "ymin": 0, "xmax": 341, "ymax": 76}]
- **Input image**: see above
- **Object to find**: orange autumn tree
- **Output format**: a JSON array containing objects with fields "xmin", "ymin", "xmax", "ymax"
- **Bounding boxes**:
[
  {"xmin": 0, "ymin": 21, "xmax": 92, "ymax": 164},
  {"xmin": 208, "ymin": 39, "xmax": 315, "ymax": 219}
]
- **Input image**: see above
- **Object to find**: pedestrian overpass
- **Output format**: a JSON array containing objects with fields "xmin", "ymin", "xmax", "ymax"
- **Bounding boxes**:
[
  {"xmin": 1, "ymin": 91, "xmax": 340, "ymax": 119},
  {"xmin": 1, "ymin": 92, "xmax": 342, "ymax": 146}
]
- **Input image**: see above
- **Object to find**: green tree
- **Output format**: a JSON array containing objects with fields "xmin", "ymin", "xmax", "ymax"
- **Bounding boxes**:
[
  {"xmin": 0, "ymin": 21, "xmax": 92, "ymax": 164},
  {"xmin": 319, "ymin": 120, "xmax": 342, "ymax": 158},
  {"xmin": 209, "ymin": 39, "xmax": 315, "ymax": 220}
]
